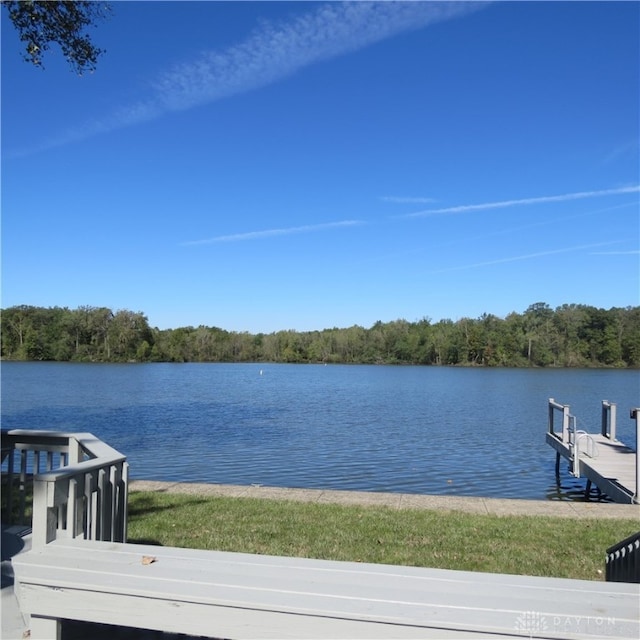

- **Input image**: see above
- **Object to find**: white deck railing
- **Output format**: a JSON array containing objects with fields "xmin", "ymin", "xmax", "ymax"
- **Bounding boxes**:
[
  {"xmin": 606, "ymin": 530, "xmax": 640, "ymax": 583},
  {"xmin": 1, "ymin": 430, "xmax": 128, "ymax": 548},
  {"xmin": 632, "ymin": 408, "xmax": 640, "ymax": 504}
]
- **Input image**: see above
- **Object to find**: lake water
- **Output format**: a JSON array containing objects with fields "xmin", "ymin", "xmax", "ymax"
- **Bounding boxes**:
[{"xmin": 1, "ymin": 362, "xmax": 638, "ymax": 501}]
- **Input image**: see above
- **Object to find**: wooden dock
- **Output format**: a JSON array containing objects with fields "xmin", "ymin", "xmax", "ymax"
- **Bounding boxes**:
[{"xmin": 546, "ymin": 399, "xmax": 639, "ymax": 504}]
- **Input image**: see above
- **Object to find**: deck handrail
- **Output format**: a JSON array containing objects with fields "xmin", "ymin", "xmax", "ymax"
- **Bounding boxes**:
[
  {"xmin": 632, "ymin": 409, "xmax": 640, "ymax": 503},
  {"xmin": 1, "ymin": 429, "xmax": 128, "ymax": 548},
  {"xmin": 606, "ymin": 530, "xmax": 640, "ymax": 583}
]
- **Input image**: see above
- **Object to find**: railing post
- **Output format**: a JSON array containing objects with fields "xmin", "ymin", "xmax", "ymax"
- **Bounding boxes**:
[
  {"xmin": 30, "ymin": 616, "xmax": 61, "ymax": 640},
  {"xmin": 32, "ymin": 478, "xmax": 57, "ymax": 549},
  {"xmin": 19, "ymin": 449, "xmax": 28, "ymax": 525},
  {"xmin": 102, "ymin": 466, "xmax": 114, "ymax": 541},
  {"xmin": 602, "ymin": 401, "xmax": 617, "ymax": 441},
  {"xmin": 97, "ymin": 468, "xmax": 107, "ymax": 540},
  {"xmin": 570, "ymin": 415, "xmax": 581, "ymax": 477},
  {"xmin": 5, "ymin": 445, "xmax": 14, "ymax": 524},
  {"xmin": 67, "ymin": 437, "xmax": 82, "ymax": 465},
  {"xmin": 120, "ymin": 461, "xmax": 129, "ymax": 542},
  {"xmin": 66, "ymin": 477, "xmax": 85, "ymax": 539},
  {"xmin": 632, "ymin": 409, "xmax": 639, "ymax": 504},
  {"xmin": 85, "ymin": 471, "xmax": 95, "ymax": 540},
  {"xmin": 562, "ymin": 404, "xmax": 571, "ymax": 444}
]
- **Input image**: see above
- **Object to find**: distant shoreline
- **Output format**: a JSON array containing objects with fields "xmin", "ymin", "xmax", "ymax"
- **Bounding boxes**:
[{"xmin": 3, "ymin": 303, "xmax": 639, "ymax": 368}]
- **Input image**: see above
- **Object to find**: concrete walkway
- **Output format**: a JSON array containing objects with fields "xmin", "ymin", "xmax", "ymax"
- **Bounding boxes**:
[
  {"xmin": 130, "ymin": 480, "xmax": 640, "ymax": 520},
  {"xmin": 3, "ymin": 484, "xmax": 639, "ymax": 640}
]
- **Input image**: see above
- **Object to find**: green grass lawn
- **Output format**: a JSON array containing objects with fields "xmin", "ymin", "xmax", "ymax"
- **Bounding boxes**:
[{"xmin": 127, "ymin": 491, "xmax": 638, "ymax": 581}]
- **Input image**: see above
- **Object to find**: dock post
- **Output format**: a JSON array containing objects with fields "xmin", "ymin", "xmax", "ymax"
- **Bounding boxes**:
[
  {"xmin": 555, "ymin": 452, "xmax": 561, "ymax": 477},
  {"xmin": 585, "ymin": 479, "xmax": 594, "ymax": 500},
  {"xmin": 570, "ymin": 415, "xmax": 580, "ymax": 477},
  {"xmin": 562, "ymin": 404, "xmax": 570, "ymax": 444},
  {"xmin": 602, "ymin": 401, "xmax": 617, "ymax": 441}
]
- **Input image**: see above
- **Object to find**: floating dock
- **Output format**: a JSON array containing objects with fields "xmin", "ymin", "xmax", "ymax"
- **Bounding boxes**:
[{"xmin": 546, "ymin": 399, "xmax": 639, "ymax": 504}]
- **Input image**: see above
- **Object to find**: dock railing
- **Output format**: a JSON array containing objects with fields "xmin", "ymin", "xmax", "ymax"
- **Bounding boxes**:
[
  {"xmin": 548, "ymin": 399, "xmax": 612, "ymax": 478},
  {"xmin": 548, "ymin": 398, "xmax": 571, "ymax": 444},
  {"xmin": 1, "ymin": 430, "xmax": 128, "ymax": 548},
  {"xmin": 547, "ymin": 400, "xmax": 639, "ymax": 502},
  {"xmin": 548, "ymin": 398, "xmax": 578, "ymax": 475}
]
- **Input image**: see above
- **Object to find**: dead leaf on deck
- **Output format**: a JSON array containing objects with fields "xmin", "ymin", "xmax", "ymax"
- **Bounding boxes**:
[{"xmin": 141, "ymin": 555, "xmax": 157, "ymax": 565}]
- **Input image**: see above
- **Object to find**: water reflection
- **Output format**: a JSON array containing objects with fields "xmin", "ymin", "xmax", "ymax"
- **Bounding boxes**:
[{"xmin": 546, "ymin": 469, "xmax": 614, "ymax": 502}]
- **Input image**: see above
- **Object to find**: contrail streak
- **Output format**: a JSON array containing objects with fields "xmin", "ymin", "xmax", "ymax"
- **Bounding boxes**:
[
  {"xmin": 181, "ymin": 220, "xmax": 363, "ymax": 245},
  {"xmin": 405, "ymin": 186, "xmax": 640, "ymax": 218},
  {"xmin": 428, "ymin": 241, "xmax": 622, "ymax": 273}
]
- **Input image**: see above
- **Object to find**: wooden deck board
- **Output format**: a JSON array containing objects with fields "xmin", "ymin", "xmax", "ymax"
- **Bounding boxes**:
[{"xmin": 14, "ymin": 538, "xmax": 640, "ymax": 640}]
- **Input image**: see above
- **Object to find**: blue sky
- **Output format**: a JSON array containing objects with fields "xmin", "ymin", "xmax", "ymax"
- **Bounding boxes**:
[{"xmin": 2, "ymin": 1, "xmax": 639, "ymax": 333}]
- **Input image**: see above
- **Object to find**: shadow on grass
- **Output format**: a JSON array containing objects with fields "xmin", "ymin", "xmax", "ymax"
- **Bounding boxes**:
[
  {"xmin": 128, "ymin": 493, "xmax": 211, "ymax": 517},
  {"xmin": 126, "ymin": 537, "xmax": 164, "ymax": 546},
  {"xmin": 127, "ymin": 494, "xmax": 214, "ymax": 547}
]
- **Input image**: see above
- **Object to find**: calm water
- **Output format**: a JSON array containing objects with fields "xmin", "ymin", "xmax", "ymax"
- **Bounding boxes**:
[{"xmin": 1, "ymin": 362, "xmax": 638, "ymax": 500}]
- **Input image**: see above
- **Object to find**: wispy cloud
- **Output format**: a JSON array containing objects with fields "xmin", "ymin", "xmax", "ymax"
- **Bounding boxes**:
[
  {"xmin": 10, "ymin": 1, "xmax": 484, "ymax": 157},
  {"xmin": 428, "ymin": 241, "xmax": 621, "ymax": 274},
  {"xmin": 181, "ymin": 219, "xmax": 364, "ymax": 246},
  {"xmin": 439, "ymin": 201, "xmax": 639, "ymax": 246},
  {"xmin": 404, "ymin": 186, "xmax": 640, "ymax": 218},
  {"xmin": 381, "ymin": 196, "xmax": 437, "ymax": 204},
  {"xmin": 154, "ymin": 1, "xmax": 482, "ymax": 113},
  {"xmin": 602, "ymin": 138, "xmax": 640, "ymax": 165},
  {"xmin": 590, "ymin": 249, "xmax": 640, "ymax": 256}
]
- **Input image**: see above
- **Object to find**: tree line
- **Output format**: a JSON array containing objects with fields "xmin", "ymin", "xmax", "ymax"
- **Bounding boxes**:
[{"xmin": 1, "ymin": 303, "xmax": 639, "ymax": 368}]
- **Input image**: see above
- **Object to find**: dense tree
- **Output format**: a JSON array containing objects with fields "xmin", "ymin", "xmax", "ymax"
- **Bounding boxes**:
[
  {"xmin": 3, "ymin": 0, "xmax": 110, "ymax": 73},
  {"xmin": 553, "ymin": 304, "xmax": 587, "ymax": 367},
  {"xmin": 108, "ymin": 310, "xmax": 154, "ymax": 361},
  {"xmin": 523, "ymin": 302, "xmax": 554, "ymax": 366},
  {"xmin": 1, "ymin": 303, "xmax": 639, "ymax": 368},
  {"xmin": 620, "ymin": 307, "xmax": 640, "ymax": 366},
  {"xmin": 1, "ymin": 306, "xmax": 153, "ymax": 362}
]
